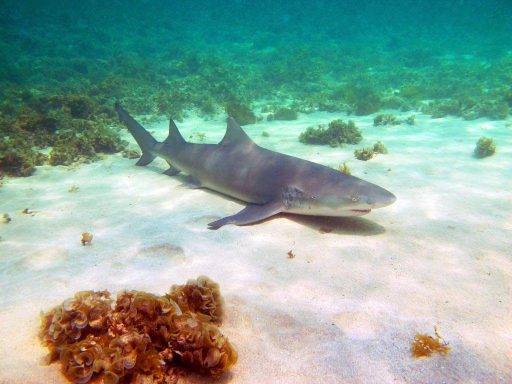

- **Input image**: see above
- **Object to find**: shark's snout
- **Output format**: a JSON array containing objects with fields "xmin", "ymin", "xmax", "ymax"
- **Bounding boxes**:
[{"xmin": 367, "ymin": 189, "xmax": 396, "ymax": 208}]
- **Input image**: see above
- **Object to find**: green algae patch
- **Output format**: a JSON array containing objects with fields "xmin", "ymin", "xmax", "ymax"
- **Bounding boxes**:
[
  {"xmin": 40, "ymin": 276, "xmax": 237, "ymax": 383},
  {"xmin": 474, "ymin": 137, "xmax": 496, "ymax": 158},
  {"xmin": 299, "ymin": 119, "xmax": 362, "ymax": 147}
]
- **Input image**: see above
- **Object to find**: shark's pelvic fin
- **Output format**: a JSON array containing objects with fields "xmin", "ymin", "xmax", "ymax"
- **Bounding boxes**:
[
  {"xmin": 220, "ymin": 117, "xmax": 255, "ymax": 146},
  {"xmin": 163, "ymin": 165, "xmax": 180, "ymax": 176},
  {"xmin": 180, "ymin": 175, "xmax": 203, "ymax": 189},
  {"xmin": 208, "ymin": 201, "xmax": 285, "ymax": 229},
  {"xmin": 115, "ymin": 102, "xmax": 157, "ymax": 166},
  {"xmin": 164, "ymin": 117, "xmax": 186, "ymax": 145}
]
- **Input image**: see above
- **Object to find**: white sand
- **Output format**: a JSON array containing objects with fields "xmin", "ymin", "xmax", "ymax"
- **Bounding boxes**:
[{"xmin": 0, "ymin": 112, "xmax": 511, "ymax": 383}]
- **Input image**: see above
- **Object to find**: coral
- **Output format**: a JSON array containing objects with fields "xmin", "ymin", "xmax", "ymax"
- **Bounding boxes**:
[
  {"xmin": 474, "ymin": 137, "xmax": 496, "ymax": 158},
  {"xmin": 299, "ymin": 119, "xmax": 362, "ymax": 147},
  {"xmin": 81, "ymin": 233, "xmax": 93, "ymax": 246},
  {"xmin": 373, "ymin": 141, "xmax": 388, "ymax": 154},
  {"xmin": 354, "ymin": 148, "xmax": 375, "ymax": 161},
  {"xmin": 373, "ymin": 114, "xmax": 400, "ymax": 126},
  {"xmin": 39, "ymin": 277, "xmax": 236, "ymax": 383},
  {"xmin": 225, "ymin": 100, "xmax": 256, "ymax": 125},
  {"xmin": 338, "ymin": 161, "xmax": 351, "ymax": 175},
  {"xmin": 411, "ymin": 327, "xmax": 450, "ymax": 358},
  {"xmin": 267, "ymin": 107, "xmax": 298, "ymax": 121}
]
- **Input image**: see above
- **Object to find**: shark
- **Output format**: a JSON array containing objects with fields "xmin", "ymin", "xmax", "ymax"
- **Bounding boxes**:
[{"xmin": 115, "ymin": 102, "xmax": 396, "ymax": 229}]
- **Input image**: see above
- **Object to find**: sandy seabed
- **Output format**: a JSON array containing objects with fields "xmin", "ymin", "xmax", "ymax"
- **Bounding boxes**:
[{"xmin": 0, "ymin": 111, "xmax": 511, "ymax": 384}]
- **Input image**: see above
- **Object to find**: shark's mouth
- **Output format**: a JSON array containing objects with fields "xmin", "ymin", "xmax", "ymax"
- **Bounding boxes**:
[{"xmin": 350, "ymin": 209, "xmax": 371, "ymax": 214}]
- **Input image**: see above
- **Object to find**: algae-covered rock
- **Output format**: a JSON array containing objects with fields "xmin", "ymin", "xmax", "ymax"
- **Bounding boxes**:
[
  {"xmin": 474, "ymin": 137, "xmax": 496, "ymax": 158},
  {"xmin": 299, "ymin": 119, "xmax": 362, "ymax": 147}
]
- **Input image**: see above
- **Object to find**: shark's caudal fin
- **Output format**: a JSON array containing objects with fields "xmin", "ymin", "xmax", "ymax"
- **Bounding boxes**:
[{"xmin": 115, "ymin": 102, "xmax": 158, "ymax": 166}]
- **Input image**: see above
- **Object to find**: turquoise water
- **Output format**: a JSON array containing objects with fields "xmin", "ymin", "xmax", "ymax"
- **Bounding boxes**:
[{"xmin": 1, "ymin": 1, "xmax": 512, "ymax": 383}]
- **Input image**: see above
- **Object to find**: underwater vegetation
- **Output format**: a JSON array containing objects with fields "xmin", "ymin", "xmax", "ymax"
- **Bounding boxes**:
[
  {"xmin": 354, "ymin": 148, "xmax": 375, "ymax": 161},
  {"xmin": 40, "ymin": 276, "xmax": 237, "ymax": 383},
  {"xmin": 372, "ymin": 141, "xmax": 388, "ymax": 154},
  {"xmin": 299, "ymin": 119, "xmax": 362, "ymax": 147},
  {"xmin": 411, "ymin": 327, "xmax": 450, "ymax": 358},
  {"xmin": 266, "ymin": 107, "xmax": 298, "ymax": 121},
  {"xmin": 225, "ymin": 100, "xmax": 257, "ymax": 125},
  {"xmin": 81, "ymin": 233, "xmax": 93, "ymax": 246},
  {"xmin": 373, "ymin": 114, "xmax": 400, "ymax": 126},
  {"xmin": 2, "ymin": 213, "xmax": 11, "ymax": 224},
  {"xmin": 338, "ymin": 161, "xmax": 351, "ymax": 175},
  {"xmin": 354, "ymin": 141, "xmax": 388, "ymax": 161},
  {"xmin": 0, "ymin": 92, "xmax": 126, "ymax": 176},
  {"xmin": 474, "ymin": 137, "xmax": 496, "ymax": 158}
]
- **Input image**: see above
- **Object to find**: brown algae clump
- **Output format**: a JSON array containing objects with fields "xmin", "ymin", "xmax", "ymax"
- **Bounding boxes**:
[
  {"xmin": 81, "ymin": 232, "xmax": 93, "ymax": 246},
  {"xmin": 411, "ymin": 327, "xmax": 450, "ymax": 358},
  {"xmin": 39, "ymin": 276, "xmax": 237, "ymax": 383}
]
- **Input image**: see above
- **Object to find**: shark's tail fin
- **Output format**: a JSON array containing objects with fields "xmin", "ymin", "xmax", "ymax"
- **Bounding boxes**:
[{"xmin": 115, "ymin": 102, "xmax": 157, "ymax": 166}]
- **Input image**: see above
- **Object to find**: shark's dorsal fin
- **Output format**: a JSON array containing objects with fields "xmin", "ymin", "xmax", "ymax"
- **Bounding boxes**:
[
  {"xmin": 220, "ymin": 117, "xmax": 254, "ymax": 146},
  {"xmin": 164, "ymin": 117, "xmax": 186, "ymax": 145}
]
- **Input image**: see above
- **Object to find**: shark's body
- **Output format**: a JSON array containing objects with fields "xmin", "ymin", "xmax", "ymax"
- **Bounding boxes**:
[{"xmin": 115, "ymin": 103, "xmax": 396, "ymax": 229}]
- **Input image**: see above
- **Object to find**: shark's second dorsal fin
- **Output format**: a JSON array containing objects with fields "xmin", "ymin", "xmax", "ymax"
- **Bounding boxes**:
[
  {"xmin": 220, "ymin": 117, "xmax": 254, "ymax": 146},
  {"xmin": 164, "ymin": 117, "xmax": 186, "ymax": 145}
]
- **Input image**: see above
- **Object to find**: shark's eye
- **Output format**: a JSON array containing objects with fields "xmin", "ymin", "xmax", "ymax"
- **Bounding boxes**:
[{"xmin": 351, "ymin": 196, "xmax": 359, "ymax": 202}]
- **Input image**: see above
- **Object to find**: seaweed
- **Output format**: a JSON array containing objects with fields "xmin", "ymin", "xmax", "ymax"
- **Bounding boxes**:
[
  {"xmin": 338, "ymin": 161, "xmax": 351, "ymax": 175},
  {"xmin": 39, "ymin": 277, "xmax": 237, "ymax": 383},
  {"xmin": 81, "ymin": 232, "xmax": 93, "ymax": 246},
  {"xmin": 2, "ymin": 213, "xmax": 11, "ymax": 223},
  {"xmin": 225, "ymin": 100, "xmax": 256, "ymax": 125},
  {"xmin": 474, "ymin": 137, "xmax": 496, "ymax": 158},
  {"xmin": 404, "ymin": 115, "xmax": 416, "ymax": 125},
  {"xmin": 373, "ymin": 114, "xmax": 400, "ymax": 126},
  {"xmin": 411, "ymin": 327, "xmax": 450, "ymax": 358},
  {"xmin": 354, "ymin": 147, "xmax": 375, "ymax": 161},
  {"xmin": 373, "ymin": 141, "xmax": 388, "ymax": 154},
  {"xmin": 299, "ymin": 119, "xmax": 362, "ymax": 147},
  {"xmin": 267, "ymin": 107, "xmax": 298, "ymax": 121}
]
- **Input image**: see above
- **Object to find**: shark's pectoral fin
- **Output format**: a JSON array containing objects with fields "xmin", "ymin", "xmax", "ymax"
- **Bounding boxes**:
[{"xmin": 208, "ymin": 201, "xmax": 285, "ymax": 229}]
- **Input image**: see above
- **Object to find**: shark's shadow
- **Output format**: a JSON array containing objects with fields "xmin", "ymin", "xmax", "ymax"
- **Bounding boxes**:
[{"xmin": 277, "ymin": 213, "xmax": 386, "ymax": 236}]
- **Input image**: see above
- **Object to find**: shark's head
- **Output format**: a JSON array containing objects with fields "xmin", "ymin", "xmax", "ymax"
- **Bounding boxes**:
[{"xmin": 284, "ymin": 174, "xmax": 396, "ymax": 217}]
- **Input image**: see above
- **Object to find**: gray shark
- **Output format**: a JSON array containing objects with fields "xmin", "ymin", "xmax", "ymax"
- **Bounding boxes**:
[{"xmin": 115, "ymin": 103, "xmax": 396, "ymax": 229}]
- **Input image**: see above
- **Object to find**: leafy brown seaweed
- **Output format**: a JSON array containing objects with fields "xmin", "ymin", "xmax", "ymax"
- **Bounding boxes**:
[{"xmin": 40, "ymin": 276, "xmax": 237, "ymax": 384}]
